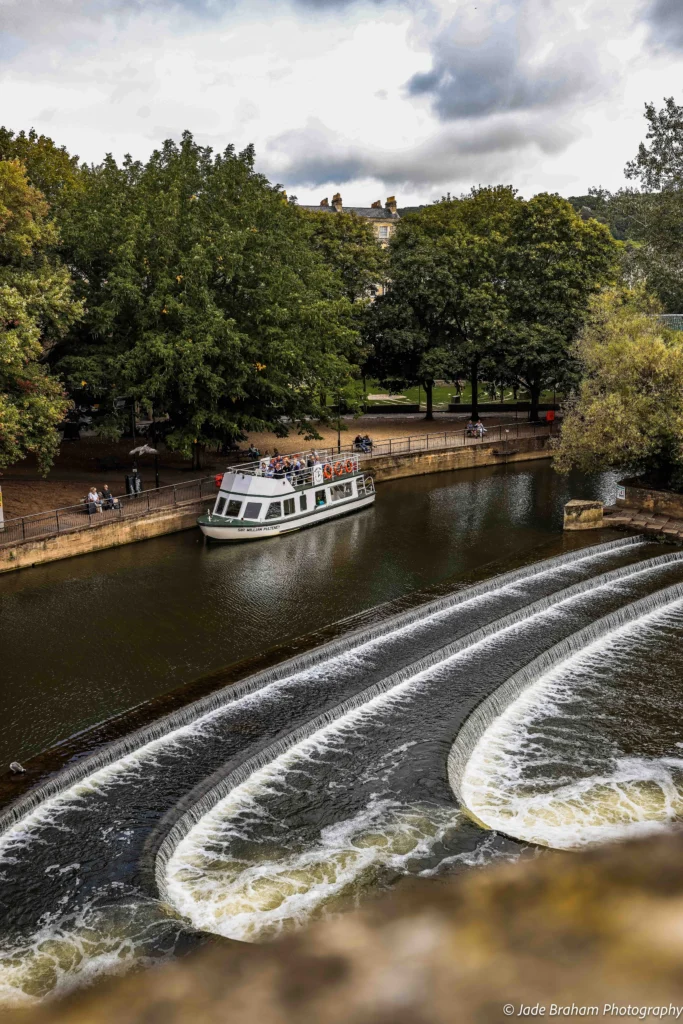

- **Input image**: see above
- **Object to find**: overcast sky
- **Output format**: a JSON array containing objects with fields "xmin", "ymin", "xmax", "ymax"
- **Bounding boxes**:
[{"xmin": 1, "ymin": 0, "xmax": 682, "ymax": 205}]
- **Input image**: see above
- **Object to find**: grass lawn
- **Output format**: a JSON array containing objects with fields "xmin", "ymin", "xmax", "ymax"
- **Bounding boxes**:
[{"xmin": 348, "ymin": 380, "xmax": 562, "ymax": 410}]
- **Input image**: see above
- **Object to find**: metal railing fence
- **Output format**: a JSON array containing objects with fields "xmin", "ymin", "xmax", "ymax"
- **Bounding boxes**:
[
  {"xmin": 1, "ymin": 419, "xmax": 553, "ymax": 549},
  {"xmin": 0, "ymin": 476, "xmax": 218, "ymax": 548}
]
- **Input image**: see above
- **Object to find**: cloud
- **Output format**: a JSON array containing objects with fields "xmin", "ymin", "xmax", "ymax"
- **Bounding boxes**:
[
  {"xmin": 405, "ymin": 0, "xmax": 607, "ymax": 122},
  {"xmin": 645, "ymin": 0, "xmax": 683, "ymax": 49},
  {"xmin": 0, "ymin": 0, "xmax": 392, "ymax": 52},
  {"xmin": 262, "ymin": 115, "xmax": 579, "ymax": 192}
]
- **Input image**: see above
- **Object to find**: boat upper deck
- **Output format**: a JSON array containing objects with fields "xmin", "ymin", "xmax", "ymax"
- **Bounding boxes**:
[{"xmin": 231, "ymin": 448, "xmax": 362, "ymax": 479}]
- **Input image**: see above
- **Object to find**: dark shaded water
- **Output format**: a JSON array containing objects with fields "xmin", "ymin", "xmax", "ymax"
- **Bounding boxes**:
[{"xmin": 0, "ymin": 462, "xmax": 618, "ymax": 766}]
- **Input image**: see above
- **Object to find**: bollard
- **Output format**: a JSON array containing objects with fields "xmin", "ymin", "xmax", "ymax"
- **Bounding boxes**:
[{"xmin": 563, "ymin": 499, "xmax": 604, "ymax": 531}]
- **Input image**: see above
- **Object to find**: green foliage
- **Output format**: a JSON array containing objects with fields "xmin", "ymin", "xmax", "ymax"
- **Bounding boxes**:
[
  {"xmin": 553, "ymin": 290, "xmax": 683, "ymax": 487},
  {"xmin": 304, "ymin": 209, "xmax": 388, "ymax": 303},
  {"xmin": 0, "ymin": 127, "xmax": 82, "ymax": 214},
  {"xmin": 366, "ymin": 186, "xmax": 517, "ymax": 417},
  {"xmin": 366, "ymin": 186, "xmax": 616, "ymax": 419},
  {"xmin": 500, "ymin": 192, "xmax": 618, "ymax": 417},
  {"xmin": 55, "ymin": 132, "xmax": 360, "ymax": 459},
  {"xmin": 566, "ymin": 187, "xmax": 640, "ymax": 242},
  {"xmin": 0, "ymin": 160, "xmax": 81, "ymax": 472},
  {"xmin": 608, "ymin": 96, "xmax": 683, "ymax": 311}
]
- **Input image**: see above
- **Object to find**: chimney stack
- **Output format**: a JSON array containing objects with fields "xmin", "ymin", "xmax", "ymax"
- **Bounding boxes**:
[
  {"xmin": 320, "ymin": 197, "xmax": 329, "ymax": 207},
  {"xmin": 371, "ymin": 200, "xmax": 382, "ymax": 208},
  {"xmin": 331, "ymin": 192, "xmax": 343, "ymax": 212},
  {"xmin": 385, "ymin": 196, "xmax": 397, "ymax": 214}
]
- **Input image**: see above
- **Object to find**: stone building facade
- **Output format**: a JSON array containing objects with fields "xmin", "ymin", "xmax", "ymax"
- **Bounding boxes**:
[
  {"xmin": 300, "ymin": 194, "xmax": 400, "ymax": 297},
  {"xmin": 300, "ymin": 193, "xmax": 400, "ymax": 248}
]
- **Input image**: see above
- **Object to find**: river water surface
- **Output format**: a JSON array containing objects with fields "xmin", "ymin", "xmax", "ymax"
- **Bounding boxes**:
[{"xmin": 3, "ymin": 462, "xmax": 683, "ymax": 1006}]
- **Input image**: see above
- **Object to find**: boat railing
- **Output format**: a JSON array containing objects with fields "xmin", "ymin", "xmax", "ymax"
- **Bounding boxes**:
[{"xmin": 233, "ymin": 452, "xmax": 362, "ymax": 484}]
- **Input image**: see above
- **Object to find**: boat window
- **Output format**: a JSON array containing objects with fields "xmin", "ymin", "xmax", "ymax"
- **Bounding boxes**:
[
  {"xmin": 330, "ymin": 481, "xmax": 353, "ymax": 502},
  {"xmin": 356, "ymin": 478, "xmax": 365, "ymax": 496},
  {"xmin": 283, "ymin": 498, "xmax": 295, "ymax": 516},
  {"xmin": 315, "ymin": 489, "xmax": 327, "ymax": 507},
  {"xmin": 300, "ymin": 493, "xmax": 307, "ymax": 512},
  {"xmin": 226, "ymin": 500, "xmax": 242, "ymax": 518},
  {"xmin": 243, "ymin": 501, "xmax": 262, "ymax": 520},
  {"xmin": 215, "ymin": 497, "xmax": 227, "ymax": 516},
  {"xmin": 265, "ymin": 501, "xmax": 282, "ymax": 520}
]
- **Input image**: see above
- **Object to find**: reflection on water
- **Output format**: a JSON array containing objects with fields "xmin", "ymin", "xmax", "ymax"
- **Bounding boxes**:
[{"xmin": 0, "ymin": 463, "xmax": 617, "ymax": 765}]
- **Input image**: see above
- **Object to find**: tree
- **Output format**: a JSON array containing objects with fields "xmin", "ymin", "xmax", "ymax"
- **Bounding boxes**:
[
  {"xmin": 615, "ymin": 97, "xmax": 683, "ymax": 311},
  {"xmin": 54, "ymin": 133, "xmax": 360, "ymax": 466},
  {"xmin": 499, "ymin": 193, "xmax": 618, "ymax": 421},
  {"xmin": 0, "ymin": 160, "xmax": 81, "ymax": 472},
  {"xmin": 552, "ymin": 290, "xmax": 683, "ymax": 488},
  {"xmin": 304, "ymin": 209, "xmax": 388, "ymax": 303},
  {"xmin": 0, "ymin": 127, "xmax": 82, "ymax": 214},
  {"xmin": 367, "ymin": 187, "xmax": 517, "ymax": 419}
]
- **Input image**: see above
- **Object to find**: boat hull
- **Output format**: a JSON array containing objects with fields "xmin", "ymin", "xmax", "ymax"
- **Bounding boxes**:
[{"xmin": 198, "ymin": 493, "xmax": 375, "ymax": 542}]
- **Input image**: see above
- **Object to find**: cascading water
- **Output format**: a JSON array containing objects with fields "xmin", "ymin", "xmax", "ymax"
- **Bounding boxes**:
[
  {"xmin": 451, "ymin": 598, "xmax": 683, "ymax": 849},
  {"xmin": 2, "ymin": 535, "xmax": 683, "ymax": 1005}
]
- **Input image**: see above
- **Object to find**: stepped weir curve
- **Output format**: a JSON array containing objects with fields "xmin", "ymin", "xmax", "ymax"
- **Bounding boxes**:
[
  {"xmin": 0, "ymin": 537, "xmax": 642, "ymax": 834},
  {"xmin": 155, "ymin": 549, "xmax": 683, "ymax": 941},
  {"xmin": 154, "ymin": 546, "xmax": 683, "ymax": 899},
  {"xmin": 448, "ymin": 582, "xmax": 683, "ymax": 837},
  {"xmin": 5, "ymin": 535, "xmax": 683, "ymax": 1003}
]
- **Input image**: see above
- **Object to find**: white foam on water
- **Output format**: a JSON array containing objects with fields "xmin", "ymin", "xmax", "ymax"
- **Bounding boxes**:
[
  {"xmin": 0, "ymin": 538, "xmax": 656, "ymax": 1005},
  {"xmin": 165, "ymin": 797, "xmax": 468, "ymax": 942},
  {"xmin": 0, "ymin": 895, "xmax": 183, "ymax": 1008},
  {"xmin": 459, "ymin": 602, "xmax": 683, "ymax": 849}
]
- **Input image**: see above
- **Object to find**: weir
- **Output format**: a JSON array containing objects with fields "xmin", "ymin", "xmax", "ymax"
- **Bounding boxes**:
[
  {"xmin": 4, "ymin": 533, "xmax": 683, "ymax": 1004},
  {"xmin": 447, "ymin": 581, "xmax": 683, "ymax": 817},
  {"xmin": 154, "ymin": 548, "xmax": 683, "ymax": 907},
  {"xmin": 0, "ymin": 536, "xmax": 643, "ymax": 835}
]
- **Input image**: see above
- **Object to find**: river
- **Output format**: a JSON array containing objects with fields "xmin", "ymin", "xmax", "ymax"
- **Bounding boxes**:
[
  {"xmin": 6, "ymin": 460, "xmax": 683, "ymax": 1007},
  {"xmin": 0, "ymin": 462, "xmax": 617, "ymax": 767}
]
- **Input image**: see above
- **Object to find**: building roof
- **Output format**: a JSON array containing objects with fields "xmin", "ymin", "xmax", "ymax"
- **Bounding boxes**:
[{"xmin": 300, "ymin": 205, "xmax": 399, "ymax": 220}]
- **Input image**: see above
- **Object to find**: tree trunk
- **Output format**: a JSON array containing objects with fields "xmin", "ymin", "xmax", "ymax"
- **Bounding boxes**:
[
  {"xmin": 192, "ymin": 442, "xmax": 202, "ymax": 472},
  {"xmin": 529, "ymin": 384, "xmax": 541, "ymax": 423},
  {"xmin": 424, "ymin": 381, "xmax": 434, "ymax": 421},
  {"xmin": 470, "ymin": 362, "xmax": 480, "ymax": 420}
]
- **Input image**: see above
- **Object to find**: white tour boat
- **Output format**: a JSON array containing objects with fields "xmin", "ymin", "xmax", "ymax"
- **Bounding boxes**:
[{"xmin": 198, "ymin": 451, "xmax": 375, "ymax": 541}]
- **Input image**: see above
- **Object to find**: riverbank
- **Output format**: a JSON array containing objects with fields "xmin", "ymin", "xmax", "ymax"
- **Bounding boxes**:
[
  {"xmin": 0, "ymin": 430, "xmax": 553, "ymax": 575},
  {"xmin": 0, "ymin": 412, "xmax": 538, "ymax": 519}
]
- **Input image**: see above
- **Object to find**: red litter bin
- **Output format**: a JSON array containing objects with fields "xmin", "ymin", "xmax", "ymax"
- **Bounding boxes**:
[{"xmin": 546, "ymin": 409, "xmax": 555, "ymax": 423}]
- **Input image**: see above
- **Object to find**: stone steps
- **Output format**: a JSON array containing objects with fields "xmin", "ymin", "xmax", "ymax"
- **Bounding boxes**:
[{"xmin": 603, "ymin": 508, "xmax": 683, "ymax": 544}]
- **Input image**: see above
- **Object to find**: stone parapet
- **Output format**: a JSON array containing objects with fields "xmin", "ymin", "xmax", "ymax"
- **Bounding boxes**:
[{"xmin": 20, "ymin": 830, "xmax": 683, "ymax": 1024}]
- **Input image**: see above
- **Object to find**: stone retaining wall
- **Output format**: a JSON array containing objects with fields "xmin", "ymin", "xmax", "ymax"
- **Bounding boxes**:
[
  {"xmin": 0, "ymin": 499, "xmax": 207, "ymax": 575},
  {"xmin": 365, "ymin": 433, "xmax": 551, "ymax": 482},
  {"xmin": 617, "ymin": 480, "xmax": 683, "ymax": 519}
]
